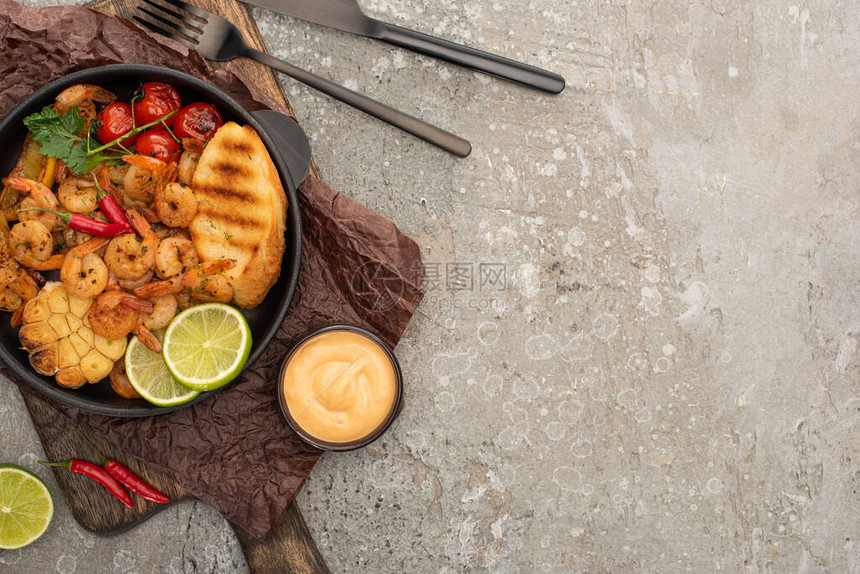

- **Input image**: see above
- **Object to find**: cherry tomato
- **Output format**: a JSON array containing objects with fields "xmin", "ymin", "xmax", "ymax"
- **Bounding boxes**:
[
  {"xmin": 133, "ymin": 128, "xmax": 181, "ymax": 162},
  {"xmin": 173, "ymin": 103, "xmax": 223, "ymax": 141},
  {"xmin": 133, "ymin": 82, "xmax": 182, "ymax": 127},
  {"xmin": 95, "ymin": 102, "xmax": 138, "ymax": 147}
]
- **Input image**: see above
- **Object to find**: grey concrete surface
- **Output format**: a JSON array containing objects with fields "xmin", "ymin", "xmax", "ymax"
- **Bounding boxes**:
[{"xmin": 3, "ymin": 0, "xmax": 860, "ymax": 572}]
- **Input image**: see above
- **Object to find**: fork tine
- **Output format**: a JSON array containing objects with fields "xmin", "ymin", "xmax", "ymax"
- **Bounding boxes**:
[
  {"xmin": 140, "ymin": 0, "xmax": 189, "ymax": 25},
  {"xmin": 134, "ymin": 12, "xmax": 200, "ymax": 47},
  {"xmin": 132, "ymin": 15, "xmax": 195, "ymax": 47},
  {"xmin": 137, "ymin": 3, "xmax": 202, "ymax": 37},
  {"xmin": 155, "ymin": 0, "xmax": 212, "ymax": 21}
]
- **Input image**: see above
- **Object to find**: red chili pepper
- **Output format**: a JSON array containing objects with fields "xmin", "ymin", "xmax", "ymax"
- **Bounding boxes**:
[
  {"xmin": 39, "ymin": 459, "xmax": 134, "ymax": 508},
  {"xmin": 104, "ymin": 461, "xmax": 170, "ymax": 504},
  {"xmin": 74, "ymin": 428, "xmax": 169, "ymax": 504},
  {"xmin": 92, "ymin": 174, "xmax": 131, "ymax": 228},
  {"xmin": 95, "ymin": 191, "xmax": 131, "ymax": 229},
  {"xmin": 22, "ymin": 208, "xmax": 131, "ymax": 237}
]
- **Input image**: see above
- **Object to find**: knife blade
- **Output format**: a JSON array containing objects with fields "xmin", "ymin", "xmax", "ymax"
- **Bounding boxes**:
[
  {"xmin": 253, "ymin": 0, "xmax": 378, "ymax": 36},
  {"xmin": 244, "ymin": 0, "xmax": 565, "ymax": 93}
]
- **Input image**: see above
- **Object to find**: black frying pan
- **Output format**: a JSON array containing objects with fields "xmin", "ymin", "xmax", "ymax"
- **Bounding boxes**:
[{"xmin": 0, "ymin": 65, "xmax": 308, "ymax": 417}]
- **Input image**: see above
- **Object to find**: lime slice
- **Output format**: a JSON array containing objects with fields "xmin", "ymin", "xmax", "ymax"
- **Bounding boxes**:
[
  {"xmin": 0, "ymin": 464, "xmax": 54, "ymax": 550},
  {"xmin": 125, "ymin": 334, "xmax": 200, "ymax": 407},
  {"xmin": 162, "ymin": 303, "xmax": 252, "ymax": 392}
]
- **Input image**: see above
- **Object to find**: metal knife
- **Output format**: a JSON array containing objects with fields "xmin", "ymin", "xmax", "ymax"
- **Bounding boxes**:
[{"xmin": 243, "ymin": 0, "xmax": 566, "ymax": 94}]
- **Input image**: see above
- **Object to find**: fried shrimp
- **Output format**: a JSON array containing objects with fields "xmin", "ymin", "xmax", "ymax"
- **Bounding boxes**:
[
  {"xmin": 182, "ymin": 261, "xmax": 236, "ymax": 303},
  {"xmin": 122, "ymin": 155, "xmax": 168, "ymax": 202},
  {"xmin": 0, "ymin": 266, "xmax": 39, "ymax": 312},
  {"xmin": 141, "ymin": 293, "xmax": 177, "ymax": 330},
  {"xmin": 135, "ymin": 259, "xmax": 235, "ymax": 303},
  {"xmin": 177, "ymin": 150, "xmax": 201, "ymax": 185},
  {"xmin": 57, "ymin": 176, "xmax": 98, "ymax": 213},
  {"xmin": 18, "ymin": 197, "xmax": 60, "ymax": 230},
  {"xmin": 177, "ymin": 139, "xmax": 204, "ymax": 185},
  {"xmin": 54, "ymin": 84, "xmax": 116, "ymax": 115},
  {"xmin": 4, "ymin": 176, "xmax": 61, "ymax": 230},
  {"xmin": 9, "ymin": 221, "xmax": 52, "ymax": 260},
  {"xmin": 181, "ymin": 138, "xmax": 206, "ymax": 155},
  {"xmin": 87, "ymin": 289, "xmax": 153, "ymax": 340},
  {"xmin": 154, "ymin": 236, "xmax": 198, "ymax": 279},
  {"xmin": 123, "ymin": 167, "xmax": 156, "ymax": 202},
  {"xmin": 4, "ymin": 176, "xmax": 59, "ymax": 208},
  {"xmin": 54, "ymin": 85, "xmax": 116, "ymax": 134},
  {"xmin": 60, "ymin": 237, "xmax": 110, "ymax": 300},
  {"xmin": 133, "ymin": 320, "xmax": 162, "ymax": 353},
  {"xmin": 0, "ymin": 287, "xmax": 24, "ymax": 314},
  {"xmin": 104, "ymin": 209, "xmax": 159, "ymax": 281},
  {"xmin": 154, "ymin": 182, "xmax": 197, "ymax": 228},
  {"xmin": 117, "ymin": 270, "xmax": 154, "ymax": 291},
  {"xmin": 8, "ymin": 221, "xmax": 64, "ymax": 270},
  {"xmin": 109, "ymin": 362, "xmax": 140, "ymax": 399}
]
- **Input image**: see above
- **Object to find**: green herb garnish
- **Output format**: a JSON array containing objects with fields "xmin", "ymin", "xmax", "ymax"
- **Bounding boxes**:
[
  {"xmin": 23, "ymin": 105, "xmax": 178, "ymax": 175},
  {"xmin": 23, "ymin": 106, "xmax": 106, "ymax": 174}
]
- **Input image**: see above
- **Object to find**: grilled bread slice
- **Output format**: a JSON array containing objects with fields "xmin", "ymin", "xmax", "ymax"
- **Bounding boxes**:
[{"xmin": 190, "ymin": 122, "xmax": 287, "ymax": 308}]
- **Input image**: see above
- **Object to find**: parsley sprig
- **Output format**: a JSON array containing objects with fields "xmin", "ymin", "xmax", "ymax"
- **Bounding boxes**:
[
  {"xmin": 23, "ymin": 106, "xmax": 102, "ymax": 174},
  {"xmin": 23, "ymin": 106, "xmax": 178, "ymax": 175}
]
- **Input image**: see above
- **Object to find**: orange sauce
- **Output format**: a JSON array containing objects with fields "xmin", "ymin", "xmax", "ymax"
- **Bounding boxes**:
[{"xmin": 280, "ymin": 329, "xmax": 397, "ymax": 444}]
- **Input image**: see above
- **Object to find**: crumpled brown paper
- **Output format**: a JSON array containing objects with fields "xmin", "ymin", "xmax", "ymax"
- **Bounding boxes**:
[{"xmin": 0, "ymin": 0, "xmax": 424, "ymax": 541}]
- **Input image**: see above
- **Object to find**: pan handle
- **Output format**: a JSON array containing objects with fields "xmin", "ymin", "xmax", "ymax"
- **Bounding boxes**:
[{"xmin": 251, "ymin": 110, "xmax": 313, "ymax": 190}]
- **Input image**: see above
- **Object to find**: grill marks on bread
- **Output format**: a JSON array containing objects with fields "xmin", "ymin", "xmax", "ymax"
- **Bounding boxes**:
[
  {"xmin": 190, "ymin": 122, "xmax": 287, "ymax": 308},
  {"xmin": 209, "ymin": 157, "xmax": 253, "ymax": 178},
  {"xmin": 197, "ymin": 204, "xmax": 262, "ymax": 228},
  {"xmin": 200, "ymin": 183, "xmax": 254, "ymax": 202},
  {"xmin": 222, "ymin": 138, "xmax": 253, "ymax": 155}
]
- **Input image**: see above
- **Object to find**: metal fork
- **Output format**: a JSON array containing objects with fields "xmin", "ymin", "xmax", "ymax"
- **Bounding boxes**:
[{"xmin": 134, "ymin": 0, "xmax": 471, "ymax": 157}]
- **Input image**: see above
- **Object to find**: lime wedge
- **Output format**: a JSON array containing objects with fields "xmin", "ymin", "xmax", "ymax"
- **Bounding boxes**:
[
  {"xmin": 0, "ymin": 464, "xmax": 54, "ymax": 549},
  {"xmin": 125, "ymin": 334, "xmax": 200, "ymax": 407},
  {"xmin": 162, "ymin": 303, "xmax": 252, "ymax": 392}
]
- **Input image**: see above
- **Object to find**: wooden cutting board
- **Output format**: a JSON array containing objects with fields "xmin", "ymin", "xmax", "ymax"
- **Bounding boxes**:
[{"xmin": 18, "ymin": 0, "xmax": 328, "ymax": 571}]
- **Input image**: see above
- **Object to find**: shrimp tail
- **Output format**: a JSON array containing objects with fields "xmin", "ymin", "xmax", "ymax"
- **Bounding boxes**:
[
  {"xmin": 10, "ymin": 305, "xmax": 25, "ymax": 328},
  {"xmin": 120, "ymin": 295, "xmax": 154, "ymax": 314},
  {"xmin": 133, "ymin": 323, "xmax": 162, "ymax": 354},
  {"xmin": 2, "ymin": 176, "xmax": 30, "ymax": 191},
  {"xmin": 122, "ymin": 154, "xmax": 167, "ymax": 175},
  {"xmin": 138, "ymin": 205, "xmax": 160, "ymax": 224},
  {"xmin": 157, "ymin": 161, "xmax": 178, "ymax": 189},
  {"xmin": 95, "ymin": 290, "xmax": 153, "ymax": 313},
  {"xmin": 126, "ymin": 208, "xmax": 152, "ymax": 237},
  {"xmin": 11, "ymin": 272, "xmax": 39, "ymax": 301},
  {"xmin": 0, "ymin": 267, "xmax": 39, "ymax": 301},
  {"xmin": 201, "ymin": 259, "xmax": 237, "ymax": 273},
  {"xmin": 22, "ymin": 254, "xmax": 65, "ymax": 271},
  {"xmin": 22, "ymin": 268, "xmax": 46, "ymax": 287},
  {"xmin": 75, "ymin": 236, "xmax": 110, "ymax": 255},
  {"xmin": 134, "ymin": 276, "xmax": 183, "ymax": 299},
  {"xmin": 181, "ymin": 138, "xmax": 205, "ymax": 154},
  {"xmin": 60, "ymin": 236, "xmax": 110, "ymax": 274},
  {"xmin": 54, "ymin": 84, "xmax": 116, "ymax": 114},
  {"xmin": 3, "ymin": 177, "xmax": 58, "ymax": 209},
  {"xmin": 95, "ymin": 165, "xmax": 119, "ymax": 201},
  {"xmin": 93, "ymin": 290, "xmax": 125, "ymax": 310},
  {"xmin": 97, "ymin": 167, "xmax": 128, "ymax": 208}
]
